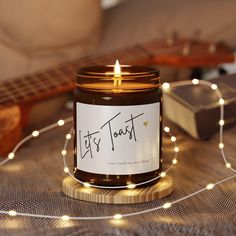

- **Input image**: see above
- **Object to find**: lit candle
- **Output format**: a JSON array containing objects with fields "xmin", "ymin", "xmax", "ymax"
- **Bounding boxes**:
[{"xmin": 74, "ymin": 61, "xmax": 162, "ymax": 187}]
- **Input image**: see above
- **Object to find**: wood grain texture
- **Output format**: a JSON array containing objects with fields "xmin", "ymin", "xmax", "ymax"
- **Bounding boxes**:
[
  {"xmin": 0, "ymin": 105, "xmax": 22, "ymax": 155},
  {"xmin": 62, "ymin": 175, "xmax": 173, "ymax": 204}
]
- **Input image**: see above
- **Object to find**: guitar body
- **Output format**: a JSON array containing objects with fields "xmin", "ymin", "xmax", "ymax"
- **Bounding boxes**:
[{"xmin": 0, "ymin": 106, "xmax": 22, "ymax": 156}]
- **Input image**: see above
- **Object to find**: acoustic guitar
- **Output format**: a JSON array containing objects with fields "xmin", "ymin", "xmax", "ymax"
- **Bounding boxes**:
[{"xmin": 0, "ymin": 38, "xmax": 234, "ymax": 156}]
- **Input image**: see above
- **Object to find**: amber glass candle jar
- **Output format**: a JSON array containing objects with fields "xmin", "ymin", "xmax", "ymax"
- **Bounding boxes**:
[{"xmin": 73, "ymin": 63, "xmax": 162, "ymax": 187}]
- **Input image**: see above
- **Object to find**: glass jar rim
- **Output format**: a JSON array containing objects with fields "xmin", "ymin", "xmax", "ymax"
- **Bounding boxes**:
[
  {"xmin": 77, "ymin": 65, "xmax": 159, "ymax": 78},
  {"xmin": 76, "ymin": 65, "xmax": 160, "ymax": 92}
]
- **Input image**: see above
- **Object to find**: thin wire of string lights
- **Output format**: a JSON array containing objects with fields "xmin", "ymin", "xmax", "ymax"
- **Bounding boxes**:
[{"xmin": 0, "ymin": 79, "xmax": 235, "ymax": 221}]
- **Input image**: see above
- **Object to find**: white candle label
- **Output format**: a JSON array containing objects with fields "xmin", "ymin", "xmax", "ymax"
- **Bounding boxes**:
[{"xmin": 76, "ymin": 102, "xmax": 160, "ymax": 175}]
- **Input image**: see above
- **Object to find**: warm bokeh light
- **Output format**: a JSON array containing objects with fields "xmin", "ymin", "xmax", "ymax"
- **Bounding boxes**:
[
  {"xmin": 58, "ymin": 120, "xmax": 65, "ymax": 126},
  {"xmin": 192, "ymin": 79, "xmax": 199, "ymax": 85},
  {"xmin": 219, "ymin": 98, "xmax": 225, "ymax": 105},
  {"xmin": 219, "ymin": 143, "xmax": 224, "ymax": 149},
  {"xmin": 163, "ymin": 202, "xmax": 172, "ymax": 209},
  {"xmin": 83, "ymin": 182, "xmax": 91, "ymax": 188},
  {"xmin": 206, "ymin": 183, "xmax": 214, "ymax": 190},
  {"xmin": 8, "ymin": 210, "xmax": 17, "ymax": 216},
  {"xmin": 162, "ymin": 82, "xmax": 170, "ymax": 90},
  {"xmin": 113, "ymin": 214, "xmax": 123, "ymax": 220},
  {"xmin": 61, "ymin": 215, "xmax": 70, "ymax": 221},
  {"xmin": 8, "ymin": 152, "xmax": 15, "ymax": 160},
  {"xmin": 61, "ymin": 150, "xmax": 67, "ymax": 155},
  {"xmin": 32, "ymin": 131, "xmax": 39, "ymax": 137},
  {"xmin": 127, "ymin": 183, "xmax": 136, "ymax": 189}
]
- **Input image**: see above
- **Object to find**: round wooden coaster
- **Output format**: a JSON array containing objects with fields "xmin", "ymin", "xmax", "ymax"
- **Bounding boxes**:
[{"xmin": 62, "ymin": 176, "xmax": 173, "ymax": 204}]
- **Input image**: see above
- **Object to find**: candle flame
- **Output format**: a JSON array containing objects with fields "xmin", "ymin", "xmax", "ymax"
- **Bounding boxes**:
[
  {"xmin": 113, "ymin": 60, "xmax": 122, "ymax": 89},
  {"xmin": 114, "ymin": 60, "xmax": 121, "ymax": 77}
]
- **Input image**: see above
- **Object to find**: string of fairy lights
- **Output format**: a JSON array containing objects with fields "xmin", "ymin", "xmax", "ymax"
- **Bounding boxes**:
[{"xmin": 0, "ymin": 79, "xmax": 235, "ymax": 222}]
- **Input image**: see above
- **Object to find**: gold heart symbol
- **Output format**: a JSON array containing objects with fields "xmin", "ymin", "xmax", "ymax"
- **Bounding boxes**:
[{"xmin": 143, "ymin": 121, "xmax": 148, "ymax": 127}]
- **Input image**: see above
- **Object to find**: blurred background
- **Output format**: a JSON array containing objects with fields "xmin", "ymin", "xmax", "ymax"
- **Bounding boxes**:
[
  {"xmin": 1, "ymin": 0, "xmax": 236, "ymax": 153},
  {"xmin": 1, "ymin": 0, "xmax": 236, "ymax": 81}
]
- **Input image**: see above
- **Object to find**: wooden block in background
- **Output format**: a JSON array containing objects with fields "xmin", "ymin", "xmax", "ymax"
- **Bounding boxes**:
[{"xmin": 62, "ymin": 175, "xmax": 173, "ymax": 204}]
